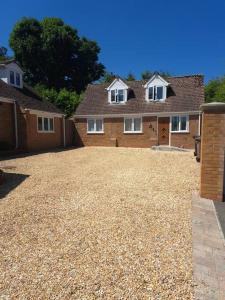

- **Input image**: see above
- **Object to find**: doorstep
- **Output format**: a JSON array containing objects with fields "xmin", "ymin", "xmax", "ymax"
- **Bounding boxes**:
[
  {"xmin": 151, "ymin": 145, "xmax": 190, "ymax": 152},
  {"xmin": 192, "ymin": 192, "xmax": 225, "ymax": 299}
]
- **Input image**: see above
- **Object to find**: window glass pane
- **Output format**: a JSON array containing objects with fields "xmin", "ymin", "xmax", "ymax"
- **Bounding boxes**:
[
  {"xmin": 125, "ymin": 118, "xmax": 132, "ymax": 132},
  {"xmin": 134, "ymin": 118, "xmax": 141, "ymax": 131},
  {"xmin": 96, "ymin": 119, "xmax": 103, "ymax": 132},
  {"xmin": 172, "ymin": 116, "xmax": 179, "ymax": 131},
  {"xmin": 88, "ymin": 119, "xmax": 95, "ymax": 132},
  {"xmin": 10, "ymin": 71, "xmax": 15, "ymax": 84},
  {"xmin": 16, "ymin": 73, "xmax": 20, "ymax": 86},
  {"xmin": 118, "ymin": 90, "xmax": 124, "ymax": 102},
  {"xmin": 148, "ymin": 87, "xmax": 153, "ymax": 99},
  {"xmin": 38, "ymin": 117, "xmax": 43, "ymax": 131},
  {"xmin": 156, "ymin": 86, "xmax": 163, "ymax": 100},
  {"xmin": 44, "ymin": 118, "xmax": 49, "ymax": 131},
  {"xmin": 49, "ymin": 118, "xmax": 54, "ymax": 131},
  {"xmin": 111, "ymin": 90, "xmax": 116, "ymax": 102},
  {"xmin": 180, "ymin": 116, "xmax": 187, "ymax": 131}
]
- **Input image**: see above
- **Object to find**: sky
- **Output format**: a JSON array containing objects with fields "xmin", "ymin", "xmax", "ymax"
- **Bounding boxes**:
[{"xmin": 1, "ymin": 0, "xmax": 225, "ymax": 82}]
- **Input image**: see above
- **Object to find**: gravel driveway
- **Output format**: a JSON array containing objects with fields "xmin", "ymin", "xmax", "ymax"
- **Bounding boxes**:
[{"xmin": 0, "ymin": 147, "xmax": 199, "ymax": 299}]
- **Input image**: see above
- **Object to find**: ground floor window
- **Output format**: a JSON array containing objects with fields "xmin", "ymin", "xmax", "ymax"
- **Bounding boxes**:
[
  {"xmin": 37, "ymin": 116, "xmax": 54, "ymax": 132},
  {"xmin": 171, "ymin": 115, "xmax": 189, "ymax": 132},
  {"xmin": 124, "ymin": 117, "xmax": 142, "ymax": 133},
  {"xmin": 87, "ymin": 118, "xmax": 104, "ymax": 133}
]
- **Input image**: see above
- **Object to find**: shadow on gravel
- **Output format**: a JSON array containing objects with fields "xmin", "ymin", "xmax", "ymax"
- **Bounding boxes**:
[{"xmin": 0, "ymin": 172, "xmax": 29, "ymax": 199}]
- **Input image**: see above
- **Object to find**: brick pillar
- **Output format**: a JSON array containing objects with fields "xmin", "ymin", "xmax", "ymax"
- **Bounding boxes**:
[{"xmin": 200, "ymin": 103, "xmax": 225, "ymax": 201}]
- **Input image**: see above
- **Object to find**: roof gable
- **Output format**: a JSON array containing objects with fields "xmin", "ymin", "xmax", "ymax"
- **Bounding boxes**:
[
  {"xmin": 106, "ymin": 78, "xmax": 129, "ymax": 90},
  {"xmin": 144, "ymin": 74, "xmax": 169, "ymax": 88}
]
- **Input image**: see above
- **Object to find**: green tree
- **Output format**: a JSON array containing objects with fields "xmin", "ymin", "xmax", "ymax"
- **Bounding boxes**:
[
  {"xmin": 205, "ymin": 77, "xmax": 225, "ymax": 103},
  {"xmin": 35, "ymin": 84, "xmax": 83, "ymax": 116},
  {"xmin": 141, "ymin": 70, "xmax": 171, "ymax": 80},
  {"xmin": 100, "ymin": 71, "xmax": 117, "ymax": 83},
  {"xmin": 126, "ymin": 72, "xmax": 136, "ymax": 81},
  {"xmin": 0, "ymin": 46, "xmax": 9, "ymax": 61},
  {"xmin": 9, "ymin": 17, "xmax": 105, "ymax": 92}
]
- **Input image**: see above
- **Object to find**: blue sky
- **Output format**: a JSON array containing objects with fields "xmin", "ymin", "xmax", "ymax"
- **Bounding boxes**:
[{"xmin": 1, "ymin": 0, "xmax": 225, "ymax": 82}]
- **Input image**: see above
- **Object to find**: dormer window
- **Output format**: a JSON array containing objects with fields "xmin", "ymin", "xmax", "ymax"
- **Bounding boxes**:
[
  {"xmin": 144, "ymin": 74, "xmax": 169, "ymax": 102},
  {"xmin": 148, "ymin": 86, "xmax": 164, "ymax": 101},
  {"xmin": 107, "ymin": 78, "xmax": 129, "ymax": 104},
  {"xmin": 16, "ymin": 73, "xmax": 21, "ymax": 86},
  {"xmin": 10, "ymin": 71, "xmax": 15, "ymax": 85},
  {"xmin": 111, "ymin": 89, "xmax": 124, "ymax": 103},
  {"xmin": 0, "ymin": 61, "xmax": 23, "ymax": 88}
]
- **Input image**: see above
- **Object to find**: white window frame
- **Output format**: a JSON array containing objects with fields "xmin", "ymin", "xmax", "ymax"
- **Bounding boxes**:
[
  {"xmin": 124, "ymin": 117, "xmax": 142, "ymax": 134},
  {"xmin": 87, "ymin": 118, "xmax": 104, "ymax": 134},
  {"xmin": 110, "ymin": 89, "xmax": 125, "ymax": 104},
  {"xmin": 37, "ymin": 116, "xmax": 55, "ymax": 133},
  {"xmin": 16, "ymin": 72, "xmax": 21, "ymax": 86},
  {"xmin": 9, "ymin": 70, "xmax": 21, "ymax": 88},
  {"xmin": 148, "ymin": 85, "xmax": 166, "ymax": 101},
  {"xmin": 10, "ymin": 70, "xmax": 15, "ymax": 85},
  {"xmin": 170, "ymin": 115, "xmax": 189, "ymax": 133}
]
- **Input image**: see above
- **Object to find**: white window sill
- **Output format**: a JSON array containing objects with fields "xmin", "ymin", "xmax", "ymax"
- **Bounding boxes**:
[
  {"xmin": 124, "ymin": 131, "xmax": 143, "ymax": 134},
  {"xmin": 109, "ymin": 102, "xmax": 126, "ymax": 105},
  {"xmin": 87, "ymin": 131, "xmax": 104, "ymax": 134},
  {"xmin": 38, "ymin": 130, "xmax": 55, "ymax": 133},
  {"xmin": 147, "ymin": 99, "xmax": 166, "ymax": 102},
  {"xmin": 171, "ymin": 131, "xmax": 189, "ymax": 134}
]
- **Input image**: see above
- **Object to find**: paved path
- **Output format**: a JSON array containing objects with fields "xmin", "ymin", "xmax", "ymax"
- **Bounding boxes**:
[{"xmin": 192, "ymin": 192, "xmax": 225, "ymax": 299}]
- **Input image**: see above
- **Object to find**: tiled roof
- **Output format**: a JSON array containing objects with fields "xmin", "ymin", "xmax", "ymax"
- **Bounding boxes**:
[
  {"xmin": 75, "ymin": 75, "xmax": 205, "ymax": 116},
  {"xmin": 0, "ymin": 80, "xmax": 63, "ymax": 114}
]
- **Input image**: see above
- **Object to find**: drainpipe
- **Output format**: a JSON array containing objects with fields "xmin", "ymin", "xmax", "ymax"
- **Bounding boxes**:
[
  {"xmin": 169, "ymin": 116, "xmax": 171, "ymax": 147},
  {"xmin": 63, "ymin": 116, "xmax": 66, "ymax": 148},
  {"xmin": 13, "ymin": 101, "xmax": 18, "ymax": 149},
  {"xmin": 198, "ymin": 113, "xmax": 201, "ymax": 136}
]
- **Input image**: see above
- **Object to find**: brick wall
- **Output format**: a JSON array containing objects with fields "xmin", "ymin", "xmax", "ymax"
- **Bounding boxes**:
[
  {"xmin": 26, "ymin": 112, "xmax": 64, "ymax": 152},
  {"xmin": 200, "ymin": 103, "xmax": 225, "ymax": 201},
  {"xmin": 75, "ymin": 115, "xmax": 198, "ymax": 149},
  {"xmin": 171, "ymin": 115, "xmax": 199, "ymax": 149},
  {"xmin": 0, "ymin": 101, "xmax": 15, "ymax": 149}
]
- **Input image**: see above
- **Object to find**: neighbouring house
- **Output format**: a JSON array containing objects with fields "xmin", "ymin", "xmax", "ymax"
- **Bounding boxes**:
[
  {"xmin": 0, "ymin": 60, "xmax": 71, "ymax": 152},
  {"xmin": 74, "ymin": 74, "xmax": 204, "ymax": 148}
]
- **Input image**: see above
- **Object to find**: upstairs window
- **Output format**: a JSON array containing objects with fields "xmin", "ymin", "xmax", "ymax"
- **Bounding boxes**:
[
  {"xmin": 87, "ymin": 119, "xmax": 104, "ymax": 133},
  {"xmin": 10, "ymin": 71, "xmax": 15, "ymax": 85},
  {"xmin": 171, "ymin": 115, "xmax": 189, "ymax": 132},
  {"xmin": 148, "ymin": 86, "xmax": 165, "ymax": 101},
  {"xmin": 111, "ymin": 89, "xmax": 124, "ymax": 103},
  {"xmin": 37, "ymin": 117, "xmax": 54, "ymax": 132},
  {"xmin": 16, "ymin": 73, "xmax": 20, "ymax": 86}
]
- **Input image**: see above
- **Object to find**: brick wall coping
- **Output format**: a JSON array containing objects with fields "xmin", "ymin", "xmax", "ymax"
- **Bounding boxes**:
[{"xmin": 201, "ymin": 102, "xmax": 225, "ymax": 113}]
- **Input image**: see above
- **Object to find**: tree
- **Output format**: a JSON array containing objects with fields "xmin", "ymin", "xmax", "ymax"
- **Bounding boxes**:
[
  {"xmin": 100, "ymin": 71, "xmax": 117, "ymax": 83},
  {"xmin": 141, "ymin": 70, "xmax": 171, "ymax": 80},
  {"xmin": 35, "ymin": 84, "xmax": 83, "ymax": 116},
  {"xmin": 9, "ymin": 17, "xmax": 105, "ymax": 92},
  {"xmin": 126, "ymin": 72, "xmax": 136, "ymax": 81},
  {"xmin": 0, "ymin": 46, "xmax": 9, "ymax": 61},
  {"xmin": 205, "ymin": 77, "xmax": 225, "ymax": 103}
]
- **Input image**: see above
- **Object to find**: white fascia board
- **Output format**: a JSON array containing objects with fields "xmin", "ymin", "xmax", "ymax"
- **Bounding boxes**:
[
  {"xmin": 74, "ymin": 111, "xmax": 201, "ymax": 119},
  {"xmin": 0, "ymin": 97, "xmax": 15, "ymax": 103},
  {"xmin": 106, "ymin": 78, "xmax": 129, "ymax": 91},
  {"xmin": 28, "ymin": 109, "xmax": 65, "ymax": 118},
  {"xmin": 144, "ymin": 74, "xmax": 169, "ymax": 88}
]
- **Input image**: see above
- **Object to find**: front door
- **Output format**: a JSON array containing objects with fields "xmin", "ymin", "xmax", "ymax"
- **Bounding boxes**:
[{"xmin": 158, "ymin": 117, "xmax": 170, "ymax": 145}]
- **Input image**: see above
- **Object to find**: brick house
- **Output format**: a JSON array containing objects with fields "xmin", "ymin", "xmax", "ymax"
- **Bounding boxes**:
[
  {"xmin": 74, "ymin": 74, "xmax": 204, "ymax": 148},
  {"xmin": 0, "ymin": 60, "xmax": 67, "ymax": 152}
]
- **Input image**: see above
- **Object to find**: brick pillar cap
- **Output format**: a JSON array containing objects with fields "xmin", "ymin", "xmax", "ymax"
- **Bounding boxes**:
[{"xmin": 201, "ymin": 102, "xmax": 225, "ymax": 113}]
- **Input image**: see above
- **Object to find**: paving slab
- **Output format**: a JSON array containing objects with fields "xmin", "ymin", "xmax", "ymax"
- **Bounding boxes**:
[
  {"xmin": 214, "ymin": 201, "xmax": 225, "ymax": 241},
  {"xmin": 192, "ymin": 192, "xmax": 225, "ymax": 300}
]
